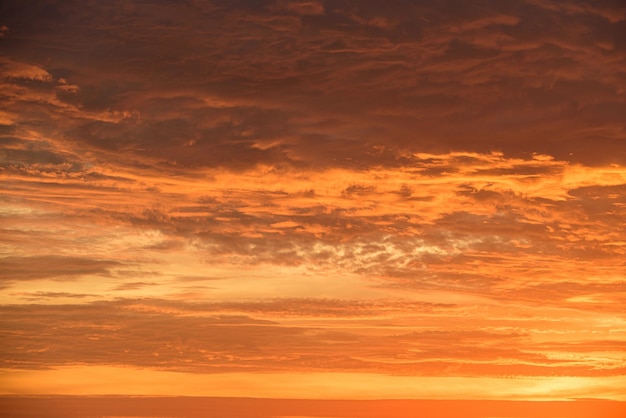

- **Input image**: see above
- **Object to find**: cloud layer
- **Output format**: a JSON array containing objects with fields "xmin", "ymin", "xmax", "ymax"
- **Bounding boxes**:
[{"xmin": 1, "ymin": 0, "xmax": 625, "ymax": 401}]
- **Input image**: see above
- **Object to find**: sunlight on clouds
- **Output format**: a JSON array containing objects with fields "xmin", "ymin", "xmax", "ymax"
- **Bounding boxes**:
[
  {"xmin": 1, "ymin": 0, "xmax": 625, "ymax": 406},
  {"xmin": 0, "ymin": 57, "xmax": 52, "ymax": 81}
]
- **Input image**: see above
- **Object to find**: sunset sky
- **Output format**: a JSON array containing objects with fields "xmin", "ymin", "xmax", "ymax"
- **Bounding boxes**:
[{"xmin": 1, "ymin": 0, "xmax": 626, "ymax": 416}]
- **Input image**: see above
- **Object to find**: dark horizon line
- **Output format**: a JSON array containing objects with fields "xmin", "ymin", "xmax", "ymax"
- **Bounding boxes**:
[{"xmin": 2, "ymin": 395, "xmax": 625, "ymax": 418}]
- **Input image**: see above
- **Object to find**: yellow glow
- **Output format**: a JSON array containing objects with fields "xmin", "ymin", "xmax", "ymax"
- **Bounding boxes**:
[{"xmin": 2, "ymin": 366, "xmax": 626, "ymax": 401}]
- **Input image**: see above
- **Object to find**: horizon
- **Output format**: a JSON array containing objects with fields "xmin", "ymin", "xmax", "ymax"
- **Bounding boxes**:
[{"xmin": 2, "ymin": 396, "xmax": 626, "ymax": 418}]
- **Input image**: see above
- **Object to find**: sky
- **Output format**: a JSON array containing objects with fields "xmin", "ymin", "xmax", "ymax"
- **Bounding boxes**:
[{"xmin": 1, "ymin": 0, "xmax": 626, "ymax": 416}]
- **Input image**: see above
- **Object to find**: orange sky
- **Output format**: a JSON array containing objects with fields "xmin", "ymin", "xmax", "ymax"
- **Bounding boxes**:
[{"xmin": 1, "ymin": 0, "xmax": 626, "ymax": 416}]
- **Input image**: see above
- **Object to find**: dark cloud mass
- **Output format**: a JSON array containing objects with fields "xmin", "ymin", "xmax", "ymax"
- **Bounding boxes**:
[
  {"xmin": 0, "ymin": 256, "xmax": 120, "ymax": 282},
  {"xmin": 1, "ymin": 0, "xmax": 625, "ymax": 169}
]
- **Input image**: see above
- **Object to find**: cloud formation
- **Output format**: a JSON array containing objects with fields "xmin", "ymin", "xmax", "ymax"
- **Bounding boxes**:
[
  {"xmin": 1, "ymin": 296, "xmax": 625, "ymax": 380},
  {"xmin": 0, "ymin": 0, "xmax": 625, "ymax": 402}
]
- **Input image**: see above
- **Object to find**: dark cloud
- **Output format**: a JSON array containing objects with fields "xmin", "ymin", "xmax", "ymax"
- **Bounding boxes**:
[
  {"xmin": 11, "ymin": 291, "xmax": 94, "ymax": 301},
  {"xmin": 2, "ymin": 0, "xmax": 624, "ymax": 169},
  {"xmin": 0, "ymin": 256, "xmax": 120, "ymax": 282},
  {"xmin": 113, "ymin": 281, "xmax": 159, "ymax": 291}
]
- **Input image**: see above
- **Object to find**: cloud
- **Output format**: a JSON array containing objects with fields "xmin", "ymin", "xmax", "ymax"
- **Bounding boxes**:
[
  {"xmin": 112, "ymin": 281, "xmax": 159, "ymax": 291},
  {"xmin": 279, "ymin": 0, "xmax": 325, "ymax": 16},
  {"xmin": 1, "ymin": 0, "xmax": 625, "ymax": 399},
  {"xmin": 0, "ymin": 57, "xmax": 52, "ymax": 81},
  {"xmin": 9, "ymin": 291, "xmax": 94, "ymax": 301},
  {"xmin": 3, "ymin": 0, "xmax": 625, "ymax": 172},
  {"xmin": 1, "ymin": 297, "xmax": 625, "ymax": 378},
  {"xmin": 2, "ymin": 149, "xmax": 624, "ymax": 312},
  {"xmin": 0, "ymin": 256, "xmax": 121, "ymax": 281},
  {"xmin": 526, "ymin": 0, "xmax": 626, "ymax": 23}
]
